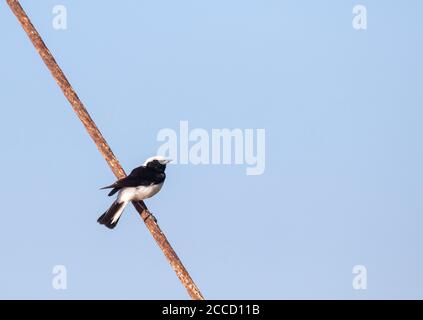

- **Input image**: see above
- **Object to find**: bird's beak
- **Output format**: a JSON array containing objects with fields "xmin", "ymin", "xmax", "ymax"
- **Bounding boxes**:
[{"xmin": 164, "ymin": 159, "xmax": 172, "ymax": 164}]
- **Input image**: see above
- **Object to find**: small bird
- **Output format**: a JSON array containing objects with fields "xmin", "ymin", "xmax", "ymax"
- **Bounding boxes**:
[{"xmin": 97, "ymin": 156, "xmax": 171, "ymax": 229}]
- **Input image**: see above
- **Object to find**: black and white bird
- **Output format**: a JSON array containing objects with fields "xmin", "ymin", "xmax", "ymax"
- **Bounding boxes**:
[{"xmin": 97, "ymin": 156, "xmax": 171, "ymax": 229}]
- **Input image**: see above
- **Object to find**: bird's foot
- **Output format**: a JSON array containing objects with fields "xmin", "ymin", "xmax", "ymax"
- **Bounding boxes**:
[{"xmin": 144, "ymin": 211, "xmax": 157, "ymax": 223}]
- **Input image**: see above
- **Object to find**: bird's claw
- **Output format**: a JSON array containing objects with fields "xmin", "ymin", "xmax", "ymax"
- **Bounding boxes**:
[{"xmin": 144, "ymin": 211, "xmax": 157, "ymax": 223}]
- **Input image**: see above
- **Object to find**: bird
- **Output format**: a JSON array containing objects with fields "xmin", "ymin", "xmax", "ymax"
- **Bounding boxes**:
[{"xmin": 97, "ymin": 156, "xmax": 172, "ymax": 229}]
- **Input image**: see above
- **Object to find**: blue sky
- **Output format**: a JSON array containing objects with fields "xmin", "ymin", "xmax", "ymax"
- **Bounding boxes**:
[{"xmin": 0, "ymin": 1, "xmax": 422, "ymax": 299}]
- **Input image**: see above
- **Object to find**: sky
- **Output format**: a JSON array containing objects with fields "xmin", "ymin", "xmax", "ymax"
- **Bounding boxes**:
[{"xmin": 0, "ymin": 1, "xmax": 422, "ymax": 299}]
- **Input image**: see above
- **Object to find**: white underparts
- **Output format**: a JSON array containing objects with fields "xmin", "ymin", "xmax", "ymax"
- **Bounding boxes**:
[
  {"xmin": 117, "ymin": 183, "xmax": 164, "ymax": 203},
  {"xmin": 111, "ymin": 183, "xmax": 164, "ymax": 223}
]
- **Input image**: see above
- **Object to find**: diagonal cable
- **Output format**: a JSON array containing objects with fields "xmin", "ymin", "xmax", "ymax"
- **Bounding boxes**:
[{"xmin": 6, "ymin": 0, "xmax": 204, "ymax": 300}]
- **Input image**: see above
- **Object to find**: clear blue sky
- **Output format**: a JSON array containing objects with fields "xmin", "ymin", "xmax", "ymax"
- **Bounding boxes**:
[{"xmin": 0, "ymin": 1, "xmax": 422, "ymax": 299}]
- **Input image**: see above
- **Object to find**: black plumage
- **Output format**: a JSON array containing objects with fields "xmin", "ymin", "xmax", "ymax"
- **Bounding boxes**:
[
  {"xmin": 97, "ymin": 201, "xmax": 125, "ymax": 229},
  {"xmin": 100, "ymin": 160, "xmax": 166, "ymax": 196}
]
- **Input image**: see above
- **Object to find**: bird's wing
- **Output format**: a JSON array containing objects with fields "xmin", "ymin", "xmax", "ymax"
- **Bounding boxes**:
[
  {"xmin": 101, "ymin": 166, "xmax": 165, "ymax": 195},
  {"xmin": 129, "ymin": 165, "xmax": 148, "ymax": 177},
  {"xmin": 107, "ymin": 166, "xmax": 157, "ymax": 189}
]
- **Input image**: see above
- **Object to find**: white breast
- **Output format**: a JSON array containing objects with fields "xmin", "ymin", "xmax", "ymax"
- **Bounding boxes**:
[{"xmin": 117, "ymin": 183, "xmax": 164, "ymax": 202}]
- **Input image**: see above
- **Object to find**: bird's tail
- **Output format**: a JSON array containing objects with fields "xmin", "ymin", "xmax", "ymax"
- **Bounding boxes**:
[{"xmin": 97, "ymin": 200, "xmax": 128, "ymax": 229}]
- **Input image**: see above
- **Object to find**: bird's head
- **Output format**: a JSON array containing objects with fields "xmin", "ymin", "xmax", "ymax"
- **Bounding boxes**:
[{"xmin": 143, "ymin": 155, "xmax": 172, "ymax": 172}]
